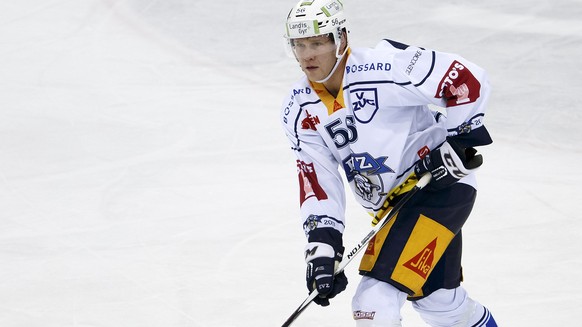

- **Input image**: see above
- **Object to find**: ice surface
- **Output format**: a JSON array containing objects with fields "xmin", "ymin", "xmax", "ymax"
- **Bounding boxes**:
[{"xmin": 1, "ymin": 0, "xmax": 580, "ymax": 326}]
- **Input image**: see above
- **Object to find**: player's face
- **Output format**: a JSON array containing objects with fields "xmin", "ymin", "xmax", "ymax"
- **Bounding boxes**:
[{"xmin": 291, "ymin": 35, "xmax": 338, "ymax": 82}]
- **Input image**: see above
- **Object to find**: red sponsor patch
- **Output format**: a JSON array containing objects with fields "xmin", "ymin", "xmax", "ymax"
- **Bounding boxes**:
[
  {"xmin": 403, "ymin": 238, "xmax": 437, "ymax": 279},
  {"xmin": 297, "ymin": 160, "xmax": 328, "ymax": 206},
  {"xmin": 417, "ymin": 146, "xmax": 430, "ymax": 159},
  {"xmin": 301, "ymin": 110, "xmax": 320, "ymax": 130},
  {"xmin": 365, "ymin": 235, "xmax": 376, "ymax": 255},
  {"xmin": 435, "ymin": 60, "xmax": 481, "ymax": 107}
]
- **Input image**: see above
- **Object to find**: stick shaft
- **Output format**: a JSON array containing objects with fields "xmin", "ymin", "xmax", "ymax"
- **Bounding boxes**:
[{"xmin": 281, "ymin": 174, "xmax": 431, "ymax": 327}]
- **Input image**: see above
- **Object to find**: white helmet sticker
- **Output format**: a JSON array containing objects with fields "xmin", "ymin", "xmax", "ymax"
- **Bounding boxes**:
[
  {"xmin": 286, "ymin": 20, "xmax": 320, "ymax": 38},
  {"xmin": 321, "ymin": 1, "xmax": 343, "ymax": 17}
]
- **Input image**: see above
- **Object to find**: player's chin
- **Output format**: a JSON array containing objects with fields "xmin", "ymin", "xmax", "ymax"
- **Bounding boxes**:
[{"xmin": 303, "ymin": 69, "xmax": 323, "ymax": 81}]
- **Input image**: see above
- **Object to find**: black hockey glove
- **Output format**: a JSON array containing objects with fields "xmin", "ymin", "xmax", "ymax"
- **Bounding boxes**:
[
  {"xmin": 304, "ymin": 242, "xmax": 348, "ymax": 306},
  {"xmin": 414, "ymin": 138, "xmax": 483, "ymax": 190}
]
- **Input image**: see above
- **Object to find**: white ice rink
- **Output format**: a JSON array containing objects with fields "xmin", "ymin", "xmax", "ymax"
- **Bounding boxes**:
[{"xmin": 1, "ymin": 0, "xmax": 581, "ymax": 326}]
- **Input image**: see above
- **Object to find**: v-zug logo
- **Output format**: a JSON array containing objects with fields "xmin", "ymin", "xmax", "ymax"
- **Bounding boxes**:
[{"xmin": 350, "ymin": 88, "xmax": 379, "ymax": 123}]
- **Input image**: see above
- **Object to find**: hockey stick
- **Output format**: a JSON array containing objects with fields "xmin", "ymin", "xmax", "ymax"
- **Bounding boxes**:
[{"xmin": 281, "ymin": 173, "xmax": 432, "ymax": 327}]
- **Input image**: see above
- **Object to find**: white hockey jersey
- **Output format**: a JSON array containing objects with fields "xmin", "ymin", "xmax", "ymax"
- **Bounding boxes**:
[{"xmin": 280, "ymin": 39, "xmax": 492, "ymax": 237}]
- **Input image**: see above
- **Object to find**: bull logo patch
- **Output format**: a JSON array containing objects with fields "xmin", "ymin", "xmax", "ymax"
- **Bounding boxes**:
[{"xmin": 342, "ymin": 153, "xmax": 394, "ymax": 205}]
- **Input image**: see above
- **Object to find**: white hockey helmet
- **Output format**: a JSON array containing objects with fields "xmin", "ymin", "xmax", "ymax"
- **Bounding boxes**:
[{"xmin": 284, "ymin": 0, "xmax": 349, "ymax": 56}]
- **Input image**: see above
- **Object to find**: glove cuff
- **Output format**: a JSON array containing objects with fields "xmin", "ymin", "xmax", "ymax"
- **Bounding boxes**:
[{"xmin": 304, "ymin": 242, "xmax": 335, "ymax": 264}]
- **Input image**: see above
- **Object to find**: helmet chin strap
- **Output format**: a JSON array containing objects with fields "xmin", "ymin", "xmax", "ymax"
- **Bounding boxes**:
[{"xmin": 315, "ymin": 45, "xmax": 349, "ymax": 84}]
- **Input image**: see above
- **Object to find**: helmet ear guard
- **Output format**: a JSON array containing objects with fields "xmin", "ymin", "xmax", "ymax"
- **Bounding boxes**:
[{"xmin": 333, "ymin": 28, "xmax": 349, "ymax": 59}]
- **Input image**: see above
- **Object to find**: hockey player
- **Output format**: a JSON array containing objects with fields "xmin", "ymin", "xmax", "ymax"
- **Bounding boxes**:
[{"xmin": 280, "ymin": 0, "xmax": 498, "ymax": 326}]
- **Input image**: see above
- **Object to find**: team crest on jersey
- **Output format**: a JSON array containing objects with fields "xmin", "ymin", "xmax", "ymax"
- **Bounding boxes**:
[
  {"xmin": 350, "ymin": 88, "xmax": 379, "ymax": 123},
  {"xmin": 342, "ymin": 153, "xmax": 394, "ymax": 205},
  {"xmin": 353, "ymin": 173, "xmax": 382, "ymax": 204},
  {"xmin": 342, "ymin": 153, "xmax": 394, "ymax": 181}
]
